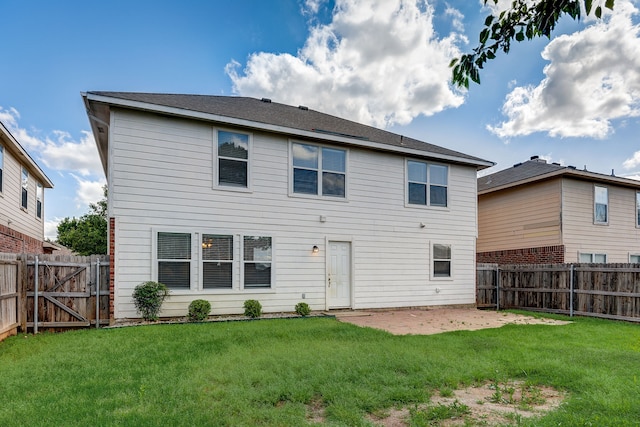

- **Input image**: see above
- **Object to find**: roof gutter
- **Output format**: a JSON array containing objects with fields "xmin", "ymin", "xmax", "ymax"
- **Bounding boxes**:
[{"xmin": 83, "ymin": 92, "xmax": 495, "ymax": 170}]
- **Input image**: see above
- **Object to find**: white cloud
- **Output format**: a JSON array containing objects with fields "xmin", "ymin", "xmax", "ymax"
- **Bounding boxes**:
[
  {"xmin": 226, "ymin": 0, "xmax": 465, "ymax": 128},
  {"xmin": 488, "ymin": 0, "xmax": 640, "ymax": 139},
  {"xmin": 71, "ymin": 175, "xmax": 106, "ymax": 210},
  {"xmin": 0, "ymin": 107, "xmax": 102, "ymax": 176},
  {"xmin": 623, "ymin": 150, "xmax": 640, "ymax": 169},
  {"xmin": 44, "ymin": 219, "xmax": 61, "ymax": 240}
]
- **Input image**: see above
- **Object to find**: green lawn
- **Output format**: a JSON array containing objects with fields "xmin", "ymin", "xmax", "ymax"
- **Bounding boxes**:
[{"xmin": 0, "ymin": 314, "xmax": 638, "ymax": 426}]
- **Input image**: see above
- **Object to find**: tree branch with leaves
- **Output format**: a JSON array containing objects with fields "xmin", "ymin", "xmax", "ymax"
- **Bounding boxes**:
[{"xmin": 451, "ymin": 0, "xmax": 615, "ymax": 88}]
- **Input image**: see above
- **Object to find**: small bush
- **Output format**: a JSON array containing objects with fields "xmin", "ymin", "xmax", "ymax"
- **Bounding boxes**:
[
  {"xmin": 243, "ymin": 299, "xmax": 262, "ymax": 318},
  {"xmin": 188, "ymin": 299, "xmax": 211, "ymax": 322},
  {"xmin": 295, "ymin": 302, "xmax": 311, "ymax": 316},
  {"xmin": 132, "ymin": 281, "xmax": 169, "ymax": 321}
]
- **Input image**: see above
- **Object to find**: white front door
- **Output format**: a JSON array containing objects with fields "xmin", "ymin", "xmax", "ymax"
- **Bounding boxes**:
[{"xmin": 328, "ymin": 241, "xmax": 351, "ymax": 309}]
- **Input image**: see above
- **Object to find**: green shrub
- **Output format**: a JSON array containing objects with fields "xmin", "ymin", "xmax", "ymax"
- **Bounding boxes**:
[
  {"xmin": 188, "ymin": 299, "xmax": 211, "ymax": 322},
  {"xmin": 132, "ymin": 281, "xmax": 169, "ymax": 321},
  {"xmin": 243, "ymin": 299, "xmax": 262, "ymax": 318},
  {"xmin": 295, "ymin": 302, "xmax": 311, "ymax": 316}
]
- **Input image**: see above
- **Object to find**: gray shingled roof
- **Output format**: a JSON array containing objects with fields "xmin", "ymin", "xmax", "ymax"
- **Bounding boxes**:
[
  {"xmin": 478, "ymin": 158, "xmax": 640, "ymax": 192},
  {"xmin": 85, "ymin": 92, "xmax": 492, "ymax": 167}
]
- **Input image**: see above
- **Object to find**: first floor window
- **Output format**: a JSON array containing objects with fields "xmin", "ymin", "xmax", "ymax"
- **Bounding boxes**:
[
  {"xmin": 594, "ymin": 185, "xmax": 608, "ymax": 224},
  {"xmin": 217, "ymin": 130, "xmax": 249, "ymax": 188},
  {"xmin": 630, "ymin": 254, "xmax": 640, "ymax": 263},
  {"xmin": 202, "ymin": 234, "xmax": 233, "ymax": 289},
  {"xmin": 157, "ymin": 232, "xmax": 191, "ymax": 289},
  {"xmin": 407, "ymin": 161, "xmax": 448, "ymax": 207},
  {"xmin": 243, "ymin": 236, "xmax": 272, "ymax": 288},
  {"xmin": 21, "ymin": 168, "xmax": 28, "ymax": 209},
  {"xmin": 579, "ymin": 252, "xmax": 606, "ymax": 263},
  {"xmin": 433, "ymin": 243, "xmax": 451, "ymax": 278}
]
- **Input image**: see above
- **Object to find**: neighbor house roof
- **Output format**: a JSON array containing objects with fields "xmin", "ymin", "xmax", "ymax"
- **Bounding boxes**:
[
  {"xmin": 478, "ymin": 157, "xmax": 640, "ymax": 195},
  {"xmin": 0, "ymin": 121, "xmax": 54, "ymax": 188},
  {"xmin": 82, "ymin": 92, "xmax": 494, "ymax": 175}
]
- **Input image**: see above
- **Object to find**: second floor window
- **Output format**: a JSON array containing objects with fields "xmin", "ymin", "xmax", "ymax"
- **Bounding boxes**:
[
  {"xmin": 21, "ymin": 168, "xmax": 28, "ymax": 210},
  {"xmin": 292, "ymin": 142, "xmax": 346, "ymax": 198},
  {"xmin": 407, "ymin": 161, "xmax": 448, "ymax": 207},
  {"xmin": 636, "ymin": 192, "xmax": 640, "ymax": 227},
  {"xmin": 594, "ymin": 185, "xmax": 608, "ymax": 224},
  {"xmin": 36, "ymin": 182, "xmax": 43, "ymax": 219},
  {"xmin": 0, "ymin": 144, "xmax": 4, "ymax": 192},
  {"xmin": 216, "ymin": 130, "xmax": 249, "ymax": 188}
]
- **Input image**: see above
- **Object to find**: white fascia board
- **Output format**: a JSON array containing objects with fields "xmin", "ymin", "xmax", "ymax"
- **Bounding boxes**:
[{"xmin": 84, "ymin": 93, "xmax": 494, "ymax": 170}]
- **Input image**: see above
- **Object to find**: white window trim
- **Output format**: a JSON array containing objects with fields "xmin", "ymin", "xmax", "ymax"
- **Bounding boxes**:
[
  {"xmin": 578, "ymin": 251, "xmax": 607, "ymax": 263},
  {"xmin": 430, "ymin": 242, "xmax": 453, "ymax": 281},
  {"xmin": 20, "ymin": 167, "xmax": 28, "ymax": 211},
  {"xmin": 152, "ymin": 228, "xmax": 276, "ymax": 295},
  {"xmin": 405, "ymin": 159, "xmax": 450, "ymax": 210},
  {"xmin": 635, "ymin": 191, "xmax": 640, "ymax": 228},
  {"xmin": 36, "ymin": 182, "xmax": 43, "ymax": 220},
  {"xmin": 593, "ymin": 185, "xmax": 608, "ymax": 225},
  {"xmin": 152, "ymin": 229, "xmax": 197, "ymax": 293},
  {"xmin": 212, "ymin": 127, "xmax": 253, "ymax": 193},
  {"xmin": 288, "ymin": 140, "xmax": 349, "ymax": 201},
  {"xmin": 628, "ymin": 253, "xmax": 640, "ymax": 263},
  {"xmin": 0, "ymin": 144, "xmax": 4, "ymax": 195}
]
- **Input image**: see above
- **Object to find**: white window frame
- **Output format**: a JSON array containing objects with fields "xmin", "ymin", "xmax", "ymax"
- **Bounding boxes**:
[
  {"xmin": 431, "ymin": 242, "xmax": 453, "ymax": 280},
  {"xmin": 20, "ymin": 167, "xmax": 28, "ymax": 210},
  {"xmin": 213, "ymin": 128, "xmax": 252, "ymax": 192},
  {"xmin": 406, "ymin": 159, "xmax": 449, "ymax": 208},
  {"xmin": 36, "ymin": 182, "xmax": 43, "ymax": 219},
  {"xmin": 629, "ymin": 253, "xmax": 640, "ymax": 264},
  {"xmin": 578, "ymin": 252, "xmax": 607, "ymax": 263},
  {"xmin": 636, "ymin": 191, "xmax": 640, "ymax": 228},
  {"xmin": 289, "ymin": 141, "xmax": 348, "ymax": 200},
  {"xmin": 593, "ymin": 185, "xmax": 608, "ymax": 225},
  {"xmin": 0, "ymin": 144, "xmax": 4, "ymax": 194},
  {"xmin": 201, "ymin": 233, "xmax": 235, "ymax": 290},
  {"xmin": 241, "ymin": 235, "xmax": 274, "ymax": 290},
  {"xmin": 153, "ymin": 230, "xmax": 195, "ymax": 291}
]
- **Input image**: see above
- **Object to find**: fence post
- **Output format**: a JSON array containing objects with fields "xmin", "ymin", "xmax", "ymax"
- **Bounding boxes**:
[
  {"xmin": 496, "ymin": 267, "xmax": 500, "ymax": 311},
  {"xmin": 95, "ymin": 258, "xmax": 100, "ymax": 329},
  {"xmin": 569, "ymin": 264, "xmax": 574, "ymax": 318},
  {"xmin": 34, "ymin": 256, "xmax": 39, "ymax": 334}
]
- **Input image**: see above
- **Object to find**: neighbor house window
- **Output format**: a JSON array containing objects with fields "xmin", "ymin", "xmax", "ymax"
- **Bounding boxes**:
[
  {"xmin": 292, "ymin": 142, "xmax": 346, "ymax": 197},
  {"xmin": 243, "ymin": 236, "xmax": 272, "ymax": 288},
  {"xmin": 594, "ymin": 185, "xmax": 608, "ymax": 224},
  {"xmin": 0, "ymin": 144, "xmax": 4, "ymax": 192},
  {"xmin": 629, "ymin": 254, "xmax": 640, "ymax": 263},
  {"xmin": 432, "ymin": 243, "xmax": 451, "ymax": 278},
  {"xmin": 157, "ymin": 232, "xmax": 192, "ymax": 289},
  {"xmin": 407, "ymin": 161, "xmax": 448, "ymax": 207},
  {"xmin": 21, "ymin": 168, "xmax": 28, "ymax": 210},
  {"xmin": 636, "ymin": 192, "xmax": 640, "ymax": 227},
  {"xmin": 202, "ymin": 234, "xmax": 233, "ymax": 289},
  {"xmin": 216, "ymin": 130, "xmax": 249, "ymax": 188},
  {"xmin": 579, "ymin": 252, "xmax": 607, "ymax": 263},
  {"xmin": 36, "ymin": 182, "xmax": 43, "ymax": 219}
]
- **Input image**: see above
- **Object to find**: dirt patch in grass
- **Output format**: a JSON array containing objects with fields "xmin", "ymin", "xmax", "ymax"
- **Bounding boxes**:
[
  {"xmin": 335, "ymin": 308, "xmax": 571, "ymax": 336},
  {"xmin": 367, "ymin": 381, "xmax": 566, "ymax": 426}
]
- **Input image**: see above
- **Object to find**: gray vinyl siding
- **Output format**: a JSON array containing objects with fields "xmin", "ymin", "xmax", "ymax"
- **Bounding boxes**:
[{"xmin": 109, "ymin": 109, "xmax": 479, "ymax": 318}]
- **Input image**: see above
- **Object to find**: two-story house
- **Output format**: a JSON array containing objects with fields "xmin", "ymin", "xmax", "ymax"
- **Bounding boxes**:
[
  {"xmin": 0, "ymin": 121, "xmax": 54, "ymax": 253},
  {"xmin": 477, "ymin": 156, "xmax": 640, "ymax": 264},
  {"xmin": 82, "ymin": 92, "xmax": 494, "ymax": 320}
]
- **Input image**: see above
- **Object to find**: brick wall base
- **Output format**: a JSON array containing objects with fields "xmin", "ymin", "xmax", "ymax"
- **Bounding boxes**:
[
  {"xmin": 0, "ymin": 224, "xmax": 45, "ymax": 253},
  {"xmin": 477, "ymin": 245, "xmax": 565, "ymax": 265}
]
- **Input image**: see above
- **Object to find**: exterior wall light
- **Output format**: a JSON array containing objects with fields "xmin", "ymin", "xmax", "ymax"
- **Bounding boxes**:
[{"xmin": 312, "ymin": 245, "xmax": 319, "ymax": 254}]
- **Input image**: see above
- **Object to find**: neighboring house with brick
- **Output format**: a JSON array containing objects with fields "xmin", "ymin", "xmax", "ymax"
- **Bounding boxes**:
[
  {"xmin": 0, "ymin": 121, "xmax": 54, "ymax": 253},
  {"xmin": 82, "ymin": 92, "xmax": 494, "ymax": 320},
  {"xmin": 477, "ymin": 156, "xmax": 640, "ymax": 264}
]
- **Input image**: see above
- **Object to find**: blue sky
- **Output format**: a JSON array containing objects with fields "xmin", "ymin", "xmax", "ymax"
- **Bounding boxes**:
[{"xmin": 2, "ymin": 0, "xmax": 639, "ymax": 239}]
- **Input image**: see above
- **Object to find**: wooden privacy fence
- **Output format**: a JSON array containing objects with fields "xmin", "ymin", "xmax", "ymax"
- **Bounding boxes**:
[
  {"xmin": 0, "ymin": 253, "xmax": 109, "ymax": 341},
  {"xmin": 477, "ymin": 263, "xmax": 640, "ymax": 322}
]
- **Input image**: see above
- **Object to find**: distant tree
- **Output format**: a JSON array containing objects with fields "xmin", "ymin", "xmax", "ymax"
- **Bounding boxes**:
[
  {"xmin": 57, "ymin": 186, "xmax": 108, "ymax": 255},
  {"xmin": 451, "ymin": 0, "xmax": 615, "ymax": 88}
]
